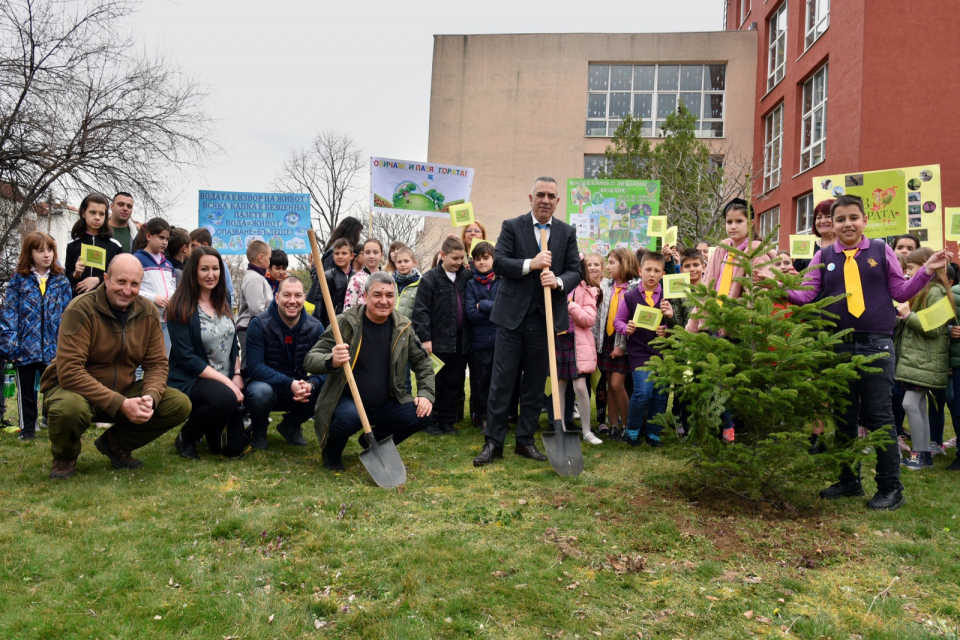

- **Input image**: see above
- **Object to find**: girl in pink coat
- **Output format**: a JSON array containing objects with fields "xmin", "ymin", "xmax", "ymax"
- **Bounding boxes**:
[{"xmin": 559, "ymin": 254, "xmax": 603, "ymax": 444}]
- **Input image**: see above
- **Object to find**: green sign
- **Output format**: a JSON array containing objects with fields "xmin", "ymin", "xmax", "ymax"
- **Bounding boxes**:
[{"xmin": 566, "ymin": 179, "xmax": 661, "ymax": 255}]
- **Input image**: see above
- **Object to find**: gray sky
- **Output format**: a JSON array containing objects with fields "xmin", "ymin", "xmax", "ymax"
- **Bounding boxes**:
[{"xmin": 132, "ymin": 0, "xmax": 722, "ymax": 229}]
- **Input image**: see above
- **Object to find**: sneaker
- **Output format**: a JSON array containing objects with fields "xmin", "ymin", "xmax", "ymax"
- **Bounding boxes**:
[
  {"xmin": 943, "ymin": 437, "xmax": 957, "ymax": 449},
  {"xmin": 897, "ymin": 436, "xmax": 911, "ymax": 453},
  {"xmin": 49, "ymin": 458, "xmax": 77, "ymax": 479},
  {"xmin": 948, "ymin": 456, "xmax": 960, "ymax": 471},
  {"xmin": 18, "ymin": 429, "xmax": 36, "ymax": 441},
  {"xmin": 625, "ymin": 433, "xmax": 642, "ymax": 447},
  {"xmin": 94, "ymin": 432, "xmax": 143, "ymax": 470},
  {"xmin": 0, "ymin": 418, "xmax": 13, "ymax": 429},
  {"xmin": 573, "ymin": 406, "xmax": 581, "ymax": 421},
  {"xmin": 249, "ymin": 430, "xmax": 268, "ymax": 450},
  {"xmin": 596, "ymin": 423, "xmax": 610, "ymax": 435},
  {"xmin": 929, "ymin": 443, "xmax": 946, "ymax": 457},
  {"xmin": 676, "ymin": 424, "xmax": 686, "ymax": 438},
  {"xmin": 858, "ymin": 426, "xmax": 869, "ymax": 439},
  {"xmin": 722, "ymin": 427, "xmax": 735, "ymax": 443},
  {"xmin": 95, "ymin": 422, "xmax": 111, "ymax": 429},
  {"xmin": 582, "ymin": 431, "xmax": 603, "ymax": 445},
  {"xmin": 174, "ymin": 432, "xmax": 200, "ymax": 460},
  {"xmin": 903, "ymin": 452, "xmax": 923, "ymax": 471},
  {"xmin": 425, "ymin": 424, "xmax": 444, "ymax": 436},
  {"xmin": 644, "ymin": 434, "xmax": 664, "ymax": 448},
  {"xmin": 819, "ymin": 480, "xmax": 865, "ymax": 500},
  {"xmin": 277, "ymin": 422, "xmax": 307, "ymax": 446},
  {"xmin": 867, "ymin": 488, "xmax": 905, "ymax": 511},
  {"xmin": 609, "ymin": 426, "xmax": 627, "ymax": 443},
  {"xmin": 440, "ymin": 423, "xmax": 460, "ymax": 435}
]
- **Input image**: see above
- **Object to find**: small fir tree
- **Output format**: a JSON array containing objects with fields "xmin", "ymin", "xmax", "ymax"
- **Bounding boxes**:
[{"xmin": 646, "ymin": 230, "xmax": 889, "ymax": 504}]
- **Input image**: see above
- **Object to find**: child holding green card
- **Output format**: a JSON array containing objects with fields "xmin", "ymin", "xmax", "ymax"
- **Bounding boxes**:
[{"xmin": 613, "ymin": 251, "xmax": 676, "ymax": 447}]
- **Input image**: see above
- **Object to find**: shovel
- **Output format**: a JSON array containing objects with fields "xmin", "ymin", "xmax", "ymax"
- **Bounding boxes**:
[
  {"xmin": 308, "ymin": 230, "xmax": 406, "ymax": 489},
  {"xmin": 538, "ymin": 228, "xmax": 584, "ymax": 476}
]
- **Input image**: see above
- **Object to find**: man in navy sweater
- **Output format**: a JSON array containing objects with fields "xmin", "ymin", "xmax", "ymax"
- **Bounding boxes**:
[{"xmin": 244, "ymin": 277, "xmax": 324, "ymax": 449}]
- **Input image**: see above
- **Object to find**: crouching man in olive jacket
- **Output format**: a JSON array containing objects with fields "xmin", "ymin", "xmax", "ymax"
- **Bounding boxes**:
[{"xmin": 304, "ymin": 272, "xmax": 435, "ymax": 471}]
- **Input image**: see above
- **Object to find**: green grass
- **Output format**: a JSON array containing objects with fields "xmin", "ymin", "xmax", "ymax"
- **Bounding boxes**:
[{"xmin": 1, "ymin": 399, "xmax": 960, "ymax": 639}]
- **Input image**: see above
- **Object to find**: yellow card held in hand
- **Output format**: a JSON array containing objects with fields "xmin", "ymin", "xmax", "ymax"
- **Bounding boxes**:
[
  {"xmin": 632, "ymin": 303, "xmax": 663, "ymax": 331},
  {"xmin": 81, "ymin": 244, "xmax": 107, "ymax": 271},
  {"xmin": 430, "ymin": 353, "xmax": 445, "ymax": 374},
  {"xmin": 449, "ymin": 202, "xmax": 475, "ymax": 227},
  {"xmin": 789, "ymin": 235, "xmax": 816, "ymax": 259},
  {"xmin": 663, "ymin": 226, "xmax": 678, "ymax": 247},
  {"xmin": 916, "ymin": 294, "xmax": 956, "ymax": 332},
  {"xmin": 662, "ymin": 273, "xmax": 691, "ymax": 299},
  {"xmin": 647, "ymin": 216, "xmax": 668, "ymax": 237}
]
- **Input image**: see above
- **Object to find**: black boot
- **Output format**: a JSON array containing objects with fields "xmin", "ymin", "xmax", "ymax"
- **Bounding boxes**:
[
  {"xmin": 249, "ymin": 428, "xmax": 268, "ymax": 450},
  {"xmin": 819, "ymin": 479, "xmax": 865, "ymax": 499},
  {"xmin": 867, "ymin": 488, "xmax": 905, "ymax": 511},
  {"xmin": 277, "ymin": 421, "xmax": 307, "ymax": 446}
]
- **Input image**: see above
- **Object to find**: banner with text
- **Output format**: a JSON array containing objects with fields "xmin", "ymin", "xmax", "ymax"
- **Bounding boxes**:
[
  {"xmin": 198, "ymin": 191, "xmax": 312, "ymax": 255},
  {"xmin": 812, "ymin": 165, "xmax": 943, "ymax": 248},
  {"xmin": 370, "ymin": 157, "xmax": 474, "ymax": 219},
  {"xmin": 565, "ymin": 179, "xmax": 661, "ymax": 255}
]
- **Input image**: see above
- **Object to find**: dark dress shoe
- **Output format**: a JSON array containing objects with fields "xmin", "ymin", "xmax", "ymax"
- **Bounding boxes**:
[
  {"xmin": 277, "ymin": 422, "xmax": 308, "ymax": 446},
  {"xmin": 425, "ymin": 424, "xmax": 444, "ymax": 436},
  {"xmin": 249, "ymin": 431, "xmax": 268, "ymax": 450},
  {"xmin": 175, "ymin": 432, "xmax": 200, "ymax": 460},
  {"xmin": 867, "ymin": 488, "xmax": 905, "ymax": 511},
  {"xmin": 948, "ymin": 456, "xmax": 960, "ymax": 471},
  {"xmin": 819, "ymin": 480, "xmax": 864, "ymax": 500},
  {"xmin": 514, "ymin": 444, "xmax": 547, "ymax": 461},
  {"xmin": 472, "ymin": 442, "xmax": 503, "ymax": 467},
  {"xmin": 321, "ymin": 447, "xmax": 345, "ymax": 471}
]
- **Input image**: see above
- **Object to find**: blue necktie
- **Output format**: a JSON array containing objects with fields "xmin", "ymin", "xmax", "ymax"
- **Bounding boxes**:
[{"xmin": 535, "ymin": 222, "xmax": 550, "ymax": 249}]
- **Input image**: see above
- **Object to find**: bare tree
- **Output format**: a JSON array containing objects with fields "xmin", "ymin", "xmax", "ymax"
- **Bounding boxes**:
[
  {"xmin": 275, "ymin": 130, "xmax": 366, "ymax": 249},
  {"xmin": 372, "ymin": 212, "xmax": 428, "ymax": 264},
  {"xmin": 0, "ymin": 0, "xmax": 216, "ymax": 254}
]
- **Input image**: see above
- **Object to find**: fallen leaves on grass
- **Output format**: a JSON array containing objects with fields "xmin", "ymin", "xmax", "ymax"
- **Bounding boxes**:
[
  {"xmin": 543, "ymin": 528, "xmax": 582, "ymax": 560},
  {"xmin": 604, "ymin": 554, "xmax": 646, "ymax": 575}
]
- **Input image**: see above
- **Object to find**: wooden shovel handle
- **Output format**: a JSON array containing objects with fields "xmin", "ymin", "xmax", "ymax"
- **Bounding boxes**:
[
  {"xmin": 309, "ymin": 230, "xmax": 374, "ymax": 435},
  {"xmin": 541, "ymin": 228, "xmax": 562, "ymax": 419}
]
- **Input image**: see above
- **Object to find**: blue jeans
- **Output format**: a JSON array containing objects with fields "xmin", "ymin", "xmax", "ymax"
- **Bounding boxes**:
[
  {"xmin": 627, "ymin": 369, "xmax": 667, "ymax": 440},
  {"xmin": 244, "ymin": 380, "xmax": 318, "ymax": 435},
  {"xmin": 835, "ymin": 338, "xmax": 902, "ymax": 492}
]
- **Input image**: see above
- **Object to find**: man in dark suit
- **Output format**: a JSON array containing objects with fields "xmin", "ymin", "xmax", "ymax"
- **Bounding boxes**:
[{"xmin": 473, "ymin": 177, "xmax": 582, "ymax": 466}]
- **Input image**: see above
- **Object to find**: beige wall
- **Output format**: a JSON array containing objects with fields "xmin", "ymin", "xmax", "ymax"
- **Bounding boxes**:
[{"xmin": 424, "ymin": 31, "xmax": 758, "ymax": 249}]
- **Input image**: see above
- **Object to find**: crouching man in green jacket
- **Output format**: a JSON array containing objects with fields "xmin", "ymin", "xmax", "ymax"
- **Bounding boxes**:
[
  {"xmin": 305, "ymin": 271, "xmax": 435, "ymax": 471},
  {"xmin": 42, "ymin": 255, "xmax": 192, "ymax": 479}
]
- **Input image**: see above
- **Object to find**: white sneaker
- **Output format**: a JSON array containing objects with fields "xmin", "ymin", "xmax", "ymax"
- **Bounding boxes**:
[
  {"xmin": 897, "ymin": 435, "xmax": 911, "ymax": 453},
  {"xmin": 930, "ymin": 443, "xmax": 946, "ymax": 456},
  {"xmin": 944, "ymin": 437, "xmax": 957, "ymax": 449},
  {"xmin": 583, "ymin": 431, "xmax": 603, "ymax": 445}
]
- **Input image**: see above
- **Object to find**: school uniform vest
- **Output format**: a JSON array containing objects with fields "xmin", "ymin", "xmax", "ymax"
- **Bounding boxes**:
[{"xmin": 820, "ymin": 240, "xmax": 896, "ymax": 335}]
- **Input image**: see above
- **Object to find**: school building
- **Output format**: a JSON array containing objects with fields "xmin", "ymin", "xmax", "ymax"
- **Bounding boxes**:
[
  {"xmin": 730, "ymin": 0, "xmax": 960, "ymax": 249},
  {"xmin": 424, "ymin": 31, "xmax": 759, "ymax": 243}
]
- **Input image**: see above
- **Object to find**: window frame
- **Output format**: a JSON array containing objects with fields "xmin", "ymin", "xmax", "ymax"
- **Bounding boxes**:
[
  {"xmin": 767, "ymin": 2, "xmax": 787, "ymax": 91},
  {"xmin": 585, "ymin": 63, "xmax": 726, "ymax": 139},
  {"xmin": 740, "ymin": 0, "xmax": 751, "ymax": 26},
  {"xmin": 796, "ymin": 193, "xmax": 814, "ymax": 235},
  {"xmin": 804, "ymin": 0, "xmax": 830, "ymax": 49},
  {"xmin": 759, "ymin": 206, "xmax": 781, "ymax": 245},
  {"xmin": 763, "ymin": 104, "xmax": 783, "ymax": 192},
  {"xmin": 799, "ymin": 64, "xmax": 828, "ymax": 173}
]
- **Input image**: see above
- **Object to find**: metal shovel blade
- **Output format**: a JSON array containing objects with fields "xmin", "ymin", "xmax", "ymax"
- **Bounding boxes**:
[
  {"xmin": 358, "ymin": 432, "xmax": 407, "ymax": 489},
  {"xmin": 541, "ymin": 419, "xmax": 584, "ymax": 477}
]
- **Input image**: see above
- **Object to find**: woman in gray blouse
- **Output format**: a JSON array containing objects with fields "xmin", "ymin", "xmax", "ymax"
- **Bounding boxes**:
[{"xmin": 167, "ymin": 246, "xmax": 250, "ymax": 459}]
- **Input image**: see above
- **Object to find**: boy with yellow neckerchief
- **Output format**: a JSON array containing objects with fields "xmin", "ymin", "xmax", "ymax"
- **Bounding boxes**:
[{"xmin": 788, "ymin": 195, "xmax": 953, "ymax": 510}]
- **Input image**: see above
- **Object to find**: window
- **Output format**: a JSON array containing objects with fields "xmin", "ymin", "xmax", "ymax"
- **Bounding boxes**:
[
  {"xmin": 800, "ymin": 64, "xmax": 828, "ymax": 172},
  {"xmin": 796, "ymin": 193, "xmax": 814, "ymax": 234},
  {"xmin": 740, "ymin": 0, "xmax": 751, "ymax": 25},
  {"xmin": 763, "ymin": 104, "xmax": 783, "ymax": 192},
  {"xmin": 759, "ymin": 207, "xmax": 780, "ymax": 245},
  {"xmin": 805, "ymin": 0, "xmax": 830, "ymax": 49},
  {"xmin": 585, "ymin": 63, "xmax": 726, "ymax": 138},
  {"xmin": 767, "ymin": 2, "xmax": 787, "ymax": 90},
  {"xmin": 584, "ymin": 155, "xmax": 609, "ymax": 179}
]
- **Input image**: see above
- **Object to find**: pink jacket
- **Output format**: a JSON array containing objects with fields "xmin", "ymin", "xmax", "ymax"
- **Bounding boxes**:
[
  {"xmin": 686, "ymin": 238, "xmax": 777, "ymax": 333},
  {"xmin": 568, "ymin": 281, "xmax": 599, "ymax": 374}
]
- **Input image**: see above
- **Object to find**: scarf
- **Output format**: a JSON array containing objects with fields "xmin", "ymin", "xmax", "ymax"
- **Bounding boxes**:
[
  {"xmin": 393, "ymin": 269, "xmax": 421, "ymax": 287},
  {"xmin": 474, "ymin": 270, "xmax": 496, "ymax": 286}
]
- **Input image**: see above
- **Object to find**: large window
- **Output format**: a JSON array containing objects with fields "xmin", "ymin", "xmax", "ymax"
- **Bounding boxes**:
[
  {"xmin": 767, "ymin": 2, "xmax": 787, "ymax": 90},
  {"xmin": 763, "ymin": 104, "xmax": 783, "ymax": 192},
  {"xmin": 805, "ymin": 0, "xmax": 830, "ymax": 49},
  {"xmin": 740, "ymin": 0, "xmax": 751, "ymax": 25},
  {"xmin": 800, "ymin": 64, "xmax": 828, "ymax": 172},
  {"xmin": 759, "ymin": 207, "xmax": 780, "ymax": 245},
  {"xmin": 586, "ymin": 63, "xmax": 726, "ymax": 139},
  {"xmin": 796, "ymin": 193, "xmax": 814, "ymax": 234}
]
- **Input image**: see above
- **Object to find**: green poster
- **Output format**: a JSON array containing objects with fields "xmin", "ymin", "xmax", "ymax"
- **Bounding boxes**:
[
  {"xmin": 813, "ymin": 170, "xmax": 907, "ymax": 238},
  {"xmin": 566, "ymin": 179, "xmax": 661, "ymax": 255}
]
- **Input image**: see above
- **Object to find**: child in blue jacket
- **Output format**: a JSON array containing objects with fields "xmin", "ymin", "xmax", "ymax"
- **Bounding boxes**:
[
  {"xmin": 0, "ymin": 232, "xmax": 72, "ymax": 440},
  {"xmin": 465, "ymin": 241, "xmax": 498, "ymax": 431}
]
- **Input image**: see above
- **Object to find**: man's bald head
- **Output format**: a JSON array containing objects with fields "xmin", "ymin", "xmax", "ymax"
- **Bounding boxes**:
[{"xmin": 103, "ymin": 254, "xmax": 143, "ymax": 310}]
